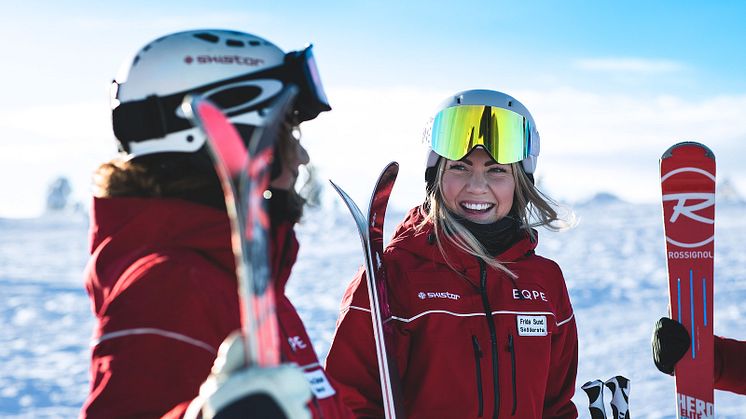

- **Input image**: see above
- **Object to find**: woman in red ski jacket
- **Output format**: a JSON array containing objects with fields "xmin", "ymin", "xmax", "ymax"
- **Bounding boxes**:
[
  {"xmin": 82, "ymin": 29, "xmax": 352, "ymax": 419},
  {"xmin": 326, "ymin": 89, "xmax": 578, "ymax": 418}
]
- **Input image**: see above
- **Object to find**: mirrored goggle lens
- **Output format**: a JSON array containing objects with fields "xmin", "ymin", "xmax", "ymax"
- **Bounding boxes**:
[{"xmin": 428, "ymin": 105, "xmax": 531, "ymax": 164}]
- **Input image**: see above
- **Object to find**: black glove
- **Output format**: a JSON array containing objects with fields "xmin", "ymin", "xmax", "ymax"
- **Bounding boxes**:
[{"xmin": 652, "ymin": 317, "xmax": 691, "ymax": 375}]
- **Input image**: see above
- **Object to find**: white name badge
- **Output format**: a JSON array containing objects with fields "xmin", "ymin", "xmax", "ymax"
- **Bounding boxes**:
[
  {"xmin": 516, "ymin": 315, "xmax": 548, "ymax": 336},
  {"xmin": 304, "ymin": 369, "xmax": 337, "ymax": 399}
]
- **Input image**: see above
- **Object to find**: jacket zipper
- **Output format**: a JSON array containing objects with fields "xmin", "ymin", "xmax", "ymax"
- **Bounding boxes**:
[
  {"xmin": 508, "ymin": 334, "xmax": 517, "ymax": 415},
  {"xmin": 478, "ymin": 259, "xmax": 500, "ymax": 418},
  {"xmin": 472, "ymin": 335, "xmax": 484, "ymax": 417}
]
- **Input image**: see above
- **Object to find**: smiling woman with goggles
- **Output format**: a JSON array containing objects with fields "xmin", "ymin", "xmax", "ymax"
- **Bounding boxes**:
[{"xmin": 327, "ymin": 88, "xmax": 578, "ymax": 419}]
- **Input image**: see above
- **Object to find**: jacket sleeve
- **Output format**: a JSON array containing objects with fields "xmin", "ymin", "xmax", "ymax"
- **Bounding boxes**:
[
  {"xmin": 542, "ymin": 269, "xmax": 578, "ymax": 419},
  {"xmin": 82, "ymin": 252, "xmax": 239, "ymax": 419},
  {"xmin": 326, "ymin": 267, "xmax": 402, "ymax": 418},
  {"xmin": 714, "ymin": 335, "xmax": 746, "ymax": 395}
]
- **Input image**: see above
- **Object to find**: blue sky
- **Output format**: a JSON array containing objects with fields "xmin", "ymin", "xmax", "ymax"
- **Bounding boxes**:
[{"xmin": 1, "ymin": 1, "xmax": 746, "ymax": 216}]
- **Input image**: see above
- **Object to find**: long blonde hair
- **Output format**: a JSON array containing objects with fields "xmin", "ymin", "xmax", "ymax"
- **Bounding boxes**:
[{"xmin": 419, "ymin": 158, "xmax": 563, "ymax": 277}]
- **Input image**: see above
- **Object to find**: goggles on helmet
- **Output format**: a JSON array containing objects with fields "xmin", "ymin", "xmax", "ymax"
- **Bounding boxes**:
[
  {"xmin": 425, "ymin": 105, "xmax": 534, "ymax": 164},
  {"xmin": 112, "ymin": 45, "xmax": 330, "ymax": 146}
]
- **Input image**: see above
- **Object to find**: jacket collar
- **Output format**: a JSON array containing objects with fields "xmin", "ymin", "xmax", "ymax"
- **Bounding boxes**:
[{"xmin": 388, "ymin": 206, "xmax": 538, "ymax": 273}]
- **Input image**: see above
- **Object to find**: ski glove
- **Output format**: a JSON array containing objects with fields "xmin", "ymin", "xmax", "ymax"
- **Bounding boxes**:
[
  {"xmin": 185, "ymin": 332, "xmax": 312, "ymax": 419},
  {"xmin": 652, "ymin": 317, "xmax": 691, "ymax": 375}
]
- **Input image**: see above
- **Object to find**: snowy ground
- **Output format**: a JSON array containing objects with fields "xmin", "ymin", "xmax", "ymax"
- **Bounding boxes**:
[{"xmin": 1, "ymin": 196, "xmax": 745, "ymax": 417}]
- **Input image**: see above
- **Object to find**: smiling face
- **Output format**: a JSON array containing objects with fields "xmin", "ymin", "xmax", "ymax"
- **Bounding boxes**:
[{"xmin": 440, "ymin": 147, "xmax": 515, "ymax": 224}]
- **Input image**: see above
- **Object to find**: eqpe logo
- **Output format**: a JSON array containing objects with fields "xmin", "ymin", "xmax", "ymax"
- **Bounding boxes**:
[{"xmin": 662, "ymin": 167, "xmax": 715, "ymax": 250}]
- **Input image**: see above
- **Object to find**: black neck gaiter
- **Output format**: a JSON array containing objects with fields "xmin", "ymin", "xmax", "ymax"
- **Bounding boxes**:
[{"xmin": 450, "ymin": 211, "xmax": 522, "ymax": 256}]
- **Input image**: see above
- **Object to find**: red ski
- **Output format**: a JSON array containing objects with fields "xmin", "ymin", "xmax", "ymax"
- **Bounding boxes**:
[
  {"xmin": 183, "ymin": 87, "xmax": 298, "ymax": 367},
  {"xmin": 660, "ymin": 141, "xmax": 716, "ymax": 419}
]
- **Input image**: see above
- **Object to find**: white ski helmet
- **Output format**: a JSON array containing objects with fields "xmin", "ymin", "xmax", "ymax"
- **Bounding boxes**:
[
  {"xmin": 111, "ymin": 29, "xmax": 330, "ymax": 157},
  {"xmin": 423, "ymin": 89, "xmax": 540, "ymax": 186}
]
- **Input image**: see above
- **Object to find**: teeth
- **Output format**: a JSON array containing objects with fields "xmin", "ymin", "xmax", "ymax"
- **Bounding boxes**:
[{"xmin": 462, "ymin": 202, "xmax": 492, "ymax": 211}]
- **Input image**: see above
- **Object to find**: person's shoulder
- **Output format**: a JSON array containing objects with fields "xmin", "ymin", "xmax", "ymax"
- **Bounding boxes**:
[
  {"xmin": 523, "ymin": 252, "xmax": 563, "ymax": 275},
  {"xmin": 119, "ymin": 247, "xmax": 234, "ymax": 295}
]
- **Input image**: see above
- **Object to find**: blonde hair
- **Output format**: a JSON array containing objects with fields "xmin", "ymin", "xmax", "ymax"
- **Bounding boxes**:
[{"xmin": 419, "ymin": 158, "xmax": 563, "ymax": 277}]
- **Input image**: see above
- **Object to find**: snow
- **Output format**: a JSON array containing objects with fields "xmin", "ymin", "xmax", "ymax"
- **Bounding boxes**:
[{"xmin": 1, "ymin": 196, "xmax": 745, "ymax": 417}]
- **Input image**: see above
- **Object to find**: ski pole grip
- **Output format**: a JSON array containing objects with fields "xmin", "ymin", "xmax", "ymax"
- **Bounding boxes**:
[
  {"xmin": 581, "ymin": 380, "xmax": 607, "ymax": 419},
  {"xmin": 604, "ymin": 375, "xmax": 630, "ymax": 419}
]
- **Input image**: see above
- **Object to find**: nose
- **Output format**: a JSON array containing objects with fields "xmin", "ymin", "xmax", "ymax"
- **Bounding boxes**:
[
  {"xmin": 464, "ymin": 171, "xmax": 488, "ymax": 193},
  {"xmin": 296, "ymin": 141, "xmax": 310, "ymax": 166}
]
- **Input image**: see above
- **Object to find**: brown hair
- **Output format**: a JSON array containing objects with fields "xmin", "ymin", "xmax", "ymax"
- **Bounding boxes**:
[
  {"xmin": 93, "ymin": 118, "xmax": 310, "ymax": 220},
  {"xmin": 93, "ymin": 152, "xmax": 226, "ymax": 209}
]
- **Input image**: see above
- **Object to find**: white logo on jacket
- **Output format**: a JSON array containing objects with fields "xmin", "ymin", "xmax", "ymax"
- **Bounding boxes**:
[
  {"xmin": 418, "ymin": 291, "xmax": 461, "ymax": 300},
  {"xmin": 288, "ymin": 336, "xmax": 307, "ymax": 351},
  {"xmin": 513, "ymin": 288, "xmax": 548, "ymax": 301}
]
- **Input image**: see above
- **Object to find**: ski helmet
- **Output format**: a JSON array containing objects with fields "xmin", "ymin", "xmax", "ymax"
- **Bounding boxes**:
[
  {"xmin": 111, "ymin": 29, "xmax": 331, "ymax": 157},
  {"xmin": 423, "ymin": 89, "xmax": 540, "ymax": 187}
]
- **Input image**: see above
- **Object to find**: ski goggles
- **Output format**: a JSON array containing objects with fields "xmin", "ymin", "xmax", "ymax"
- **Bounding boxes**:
[{"xmin": 425, "ymin": 105, "xmax": 534, "ymax": 164}]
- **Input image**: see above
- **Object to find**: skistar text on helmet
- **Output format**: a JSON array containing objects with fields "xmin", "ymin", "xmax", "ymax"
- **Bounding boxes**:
[{"xmin": 184, "ymin": 55, "xmax": 266, "ymax": 66}]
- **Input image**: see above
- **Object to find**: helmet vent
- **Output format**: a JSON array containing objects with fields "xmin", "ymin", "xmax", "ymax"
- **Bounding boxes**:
[
  {"xmin": 193, "ymin": 33, "xmax": 220, "ymax": 44},
  {"xmin": 508, "ymin": 101, "xmax": 513, "ymax": 106},
  {"xmin": 226, "ymin": 39, "xmax": 244, "ymax": 47},
  {"xmin": 249, "ymin": 40, "xmax": 261, "ymax": 46}
]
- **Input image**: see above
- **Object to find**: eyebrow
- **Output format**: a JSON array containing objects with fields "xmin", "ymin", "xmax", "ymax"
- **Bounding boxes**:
[{"xmin": 458, "ymin": 158, "xmax": 498, "ymax": 167}]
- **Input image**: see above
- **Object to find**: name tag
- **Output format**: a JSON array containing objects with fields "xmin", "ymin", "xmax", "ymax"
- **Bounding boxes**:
[
  {"xmin": 304, "ymin": 369, "xmax": 336, "ymax": 399},
  {"xmin": 516, "ymin": 315, "xmax": 548, "ymax": 336}
]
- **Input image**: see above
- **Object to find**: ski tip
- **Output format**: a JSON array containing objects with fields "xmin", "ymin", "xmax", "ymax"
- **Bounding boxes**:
[
  {"xmin": 661, "ymin": 141, "xmax": 715, "ymax": 160},
  {"xmin": 382, "ymin": 161, "xmax": 400, "ymax": 175}
]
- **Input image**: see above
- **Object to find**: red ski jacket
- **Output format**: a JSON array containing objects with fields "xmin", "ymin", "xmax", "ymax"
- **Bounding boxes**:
[
  {"xmin": 715, "ymin": 336, "xmax": 746, "ymax": 395},
  {"xmin": 326, "ymin": 207, "xmax": 578, "ymax": 418},
  {"xmin": 81, "ymin": 197, "xmax": 352, "ymax": 418}
]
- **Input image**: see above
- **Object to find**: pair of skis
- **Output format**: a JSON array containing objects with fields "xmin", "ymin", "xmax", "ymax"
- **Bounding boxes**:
[
  {"xmin": 660, "ymin": 142, "xmax": 716, "ymax": 419},
  {"xmin": 329, "ymin": 164, "xmax": 405, "ymax": 419},
  {"xmin": 183, "ymin": 86, "xmax": 299, "ymax": 368},
  {"xmin": 582, "ymin": 376, "xmax": 631, "ymax": 419}
]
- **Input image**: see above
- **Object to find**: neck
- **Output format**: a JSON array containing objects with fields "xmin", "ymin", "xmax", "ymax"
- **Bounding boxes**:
[{"xmin": 450, "ymin": 212, "xmax": 521, "ymax": 256}]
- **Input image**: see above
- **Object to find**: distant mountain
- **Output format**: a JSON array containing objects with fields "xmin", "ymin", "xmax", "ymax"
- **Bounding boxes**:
[
  {"xmin": 577, "ymin": 191, "xmax": 626, "ymax": 207},
  {"xmin": 717, "ymin": 177, "xmax": 745, "ymax": 204}
]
